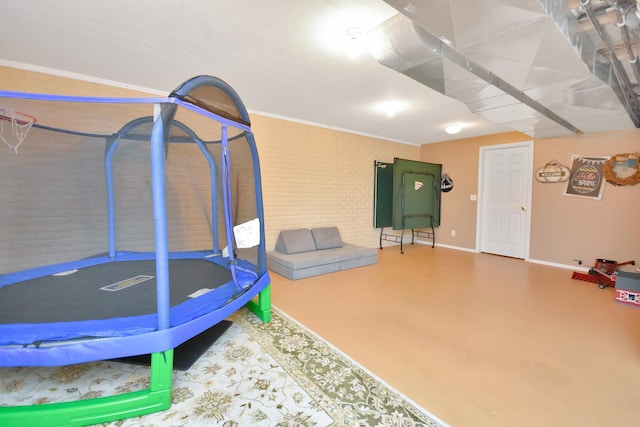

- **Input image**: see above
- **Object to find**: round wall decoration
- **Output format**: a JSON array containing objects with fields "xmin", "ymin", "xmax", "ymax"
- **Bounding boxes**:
[
  {"xmin": 603, "ymin": 153, "xmax": 640, "ymax": 186},
  {"xmin": 535, "ymin": 160, "xmax": 571, "ymax": 183}
]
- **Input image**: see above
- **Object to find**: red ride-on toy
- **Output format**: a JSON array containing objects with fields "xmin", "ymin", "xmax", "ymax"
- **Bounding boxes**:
[{"xmin": 572, "ymin": 259, "xmax": 636, "ymax": 289}]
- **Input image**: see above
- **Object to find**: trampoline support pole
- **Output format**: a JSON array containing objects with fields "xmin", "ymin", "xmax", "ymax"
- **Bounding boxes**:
[
  {"xmin": 246, "ymin": 284, "xmax": 271, "ymax": 322},
  {"xmin": 150, "ymin": 103, "xmax": 176, "ymax": 331},
  {"xmin": 150, "ymin": 350, "xmax": 174, "ymax": 391},
  {"xmin": 105, "ymin": 137, "xmax": 119, "ymax": 258}
]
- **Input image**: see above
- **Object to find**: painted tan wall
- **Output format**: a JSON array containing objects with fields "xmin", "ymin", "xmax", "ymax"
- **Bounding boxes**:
[
  {"xmin": 421, "ymin": 130, "xmax": 640, "ymax": 267},
  {"xmin": 533, "ymin": 130, "xmax": 639, "ymax": 266},
  {"xmin": 0, "ymin": 66, "xmax": 152, "ymax": 97},
  {"xmin": 0, "ymin": 66, "xmax": 420, "ymax": 252},
  {"xmin": 419, "ymin": 132, "xmax": 529, "ymax": 250},
  {"xmin": 5, "ymin": 65, "xmax": 638, "ymax": 267}
]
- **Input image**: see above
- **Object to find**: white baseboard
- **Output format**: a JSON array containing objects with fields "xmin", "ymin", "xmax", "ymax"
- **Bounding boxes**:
[
  {"xmin": 407, "ymin": 239, "xmax": 590, "ymax": 272},
  {"xmin": 417, "ymin": 240, "xmax": 588, "ymax": 271},
  {"xmin": 412, "ymin": 240, "xmax": 478, "ymax": 253},
  {"xmin": 433, "ymin": 242, "xmax": 477, "ymax": 253},
  {"xmin": 527, "ymin": 258, "xmax": 588, "ymax": 272}
]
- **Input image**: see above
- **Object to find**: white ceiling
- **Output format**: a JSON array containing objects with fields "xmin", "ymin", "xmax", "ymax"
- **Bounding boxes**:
[{"xmin": 0, "ymin": 0, "xmax": 513, "ymax": 145}]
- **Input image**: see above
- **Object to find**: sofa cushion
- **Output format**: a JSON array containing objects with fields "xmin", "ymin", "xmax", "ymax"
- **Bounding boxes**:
[
  {"xmin": 268, "ymin": 250, "xmax": 341, "ymax": 270},
  {"xmin": 322, "ymin": 243, "xmax": 377, "ymax": 261},
  {"xmin": 311, "ymin": 227, "xmax": 343, "ymax": 250},
  {"xmin": 275, "ymin": 228, "xmax": 317, "ymax": 254},
  {"xmin": 267, "ymin": 256, "xmax": 341, "ymax": 280}
]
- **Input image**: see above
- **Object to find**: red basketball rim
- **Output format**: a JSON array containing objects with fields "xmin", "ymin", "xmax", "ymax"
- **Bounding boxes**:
[{"xmin": 0, "ymin": 108, "xmax": 37, "ymax": 125}]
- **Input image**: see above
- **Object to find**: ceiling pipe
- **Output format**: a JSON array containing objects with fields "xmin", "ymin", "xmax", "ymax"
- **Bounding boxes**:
[
  {"xmin": 370, "ymin": 13, "xmax": 580, "ymax": 137},
  {"xmin": 379, "ymin": 0, "xmax": 637, "ymax": 135},
  {"xmin": 422, "ymin": 31, "xmax": 580, "ymax": 134},
  {"xmin": 582, "ymin": 0, "xmax": 640, "ymax": 126},
  {"xmin": 614, "ymin": 4, "xmax": 640, "ymax": 85},
  {"xmin": 615, "ymin": 1, "xmax": 637, "ymax": 24}
]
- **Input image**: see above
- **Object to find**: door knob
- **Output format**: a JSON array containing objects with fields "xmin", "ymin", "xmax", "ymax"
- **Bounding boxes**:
[{"xmin": 520, "ymin": 206, "xmax": 526, "ymax": 211}]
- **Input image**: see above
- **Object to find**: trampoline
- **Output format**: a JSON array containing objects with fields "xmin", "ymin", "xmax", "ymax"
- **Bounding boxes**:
[{"xmin": 0, "ymin": 75, "xmax": 271, "ymax": 426}]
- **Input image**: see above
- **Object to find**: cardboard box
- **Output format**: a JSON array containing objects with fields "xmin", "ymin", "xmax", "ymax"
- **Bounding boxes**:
[{"xmin": 615, "ymin": 271, "xmax": 640, "ymax": 307}]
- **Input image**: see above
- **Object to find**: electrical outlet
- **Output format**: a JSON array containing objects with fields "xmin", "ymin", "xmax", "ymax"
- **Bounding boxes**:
[{"xmin": 451, "ymin": 230, "xmax": 456, "ymax": 237}]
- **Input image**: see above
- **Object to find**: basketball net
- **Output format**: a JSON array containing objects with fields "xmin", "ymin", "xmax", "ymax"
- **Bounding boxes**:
[{"xmin": 0, "ymin": 108, "xmax": 36, "ymax": 155}]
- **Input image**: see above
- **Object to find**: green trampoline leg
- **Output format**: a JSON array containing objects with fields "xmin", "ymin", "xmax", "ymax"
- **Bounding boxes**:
[
  {"xmin": 0, "ymin": 350, "xmax": 174, "ymax": 427},
  {"xmin": 246, "ymin": 283, "xmax": 271, "ymax": 322}
]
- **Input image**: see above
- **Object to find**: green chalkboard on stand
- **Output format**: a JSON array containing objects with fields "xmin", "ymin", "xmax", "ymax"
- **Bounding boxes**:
[
  {"xmin": 374, "ymin": 158, "xmax": 442, "ymax": 252},
  {"xmin": 392, "ymin": 158, "xmax": 441, "ymax": 230}
]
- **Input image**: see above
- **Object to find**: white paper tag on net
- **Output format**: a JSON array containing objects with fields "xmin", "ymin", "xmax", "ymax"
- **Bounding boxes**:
[{"xmin": 233, "ymin": 217, "xmax": 261, "ymax": 248}]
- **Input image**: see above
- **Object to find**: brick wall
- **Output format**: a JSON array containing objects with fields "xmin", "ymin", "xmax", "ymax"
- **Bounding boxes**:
[{"xmin": 252, "ymin": 115, "xmax": 419, "ymax": 249}]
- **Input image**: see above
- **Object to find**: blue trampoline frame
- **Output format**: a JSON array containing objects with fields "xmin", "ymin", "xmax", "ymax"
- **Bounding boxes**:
[{"xmin": 0, "ymin": 75, "xmax": 271, "ymax": 425}]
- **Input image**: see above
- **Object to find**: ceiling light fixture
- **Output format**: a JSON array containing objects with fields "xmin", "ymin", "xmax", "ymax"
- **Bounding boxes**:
[
  {"xmin": 374, "ymin": 100, "xmax": 408, "ymax": 118},
  {"xmin": 445, "ymin": 123, "xmax": 462, "ymax": 134},
  {"xmin": 345, "ymin": 27, "xmax": 364, "ymax": 41},
  {"xmin": 315, "ymin": 7, "xmax": 396, "ymax": 59},
  {"xmin": 343, "ymin": 26, "xmax": 368, "ymax": 59}
]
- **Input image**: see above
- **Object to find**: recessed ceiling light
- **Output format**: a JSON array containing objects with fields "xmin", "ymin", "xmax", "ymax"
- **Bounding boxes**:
[
  {"xmin": 315, "ymin": 7, "xmax": 396, "ymax": 59},
  {"xmin": 374, "ymin": 100, "xmax": 408, "ymax": 118},
  {"xmin": 445, "ymin": 123, "xmax": 462, "ymax": 134}
]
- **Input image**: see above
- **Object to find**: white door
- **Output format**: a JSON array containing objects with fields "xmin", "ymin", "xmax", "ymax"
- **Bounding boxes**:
[{"xmin": 478, "ymin": 142, "xmax": 532, "ymax": 259}]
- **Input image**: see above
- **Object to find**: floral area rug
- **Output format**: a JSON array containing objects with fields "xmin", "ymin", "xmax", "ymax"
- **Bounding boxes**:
[{"xmin": 0, "ymin": 307, "xmax": 447, "ymax": 427}]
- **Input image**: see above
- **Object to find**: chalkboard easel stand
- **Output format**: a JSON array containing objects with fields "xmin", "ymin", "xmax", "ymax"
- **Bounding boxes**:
[
  {"xmin": 379, "ymin": 227, "xmax": 403, "ymax": 249},
  {"xmin": 412, "ymin": 228, "xmax": 435, "ymax": 249},
  {"xmin": 379, "ymin": 227, "xmax": 436, "ymax": 253},
  {"xmin": 400, "ymin": 213, "xmax": 436, "ymax": 253},
  {"xmin": 374, "ymin": 158, "xmax": 440, "ymax": 254}
]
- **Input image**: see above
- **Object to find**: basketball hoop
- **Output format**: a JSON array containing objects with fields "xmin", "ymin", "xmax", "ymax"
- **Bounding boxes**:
[{"xmin": 0, "ymin": 108, "xmax": 37, "ymax": 155}]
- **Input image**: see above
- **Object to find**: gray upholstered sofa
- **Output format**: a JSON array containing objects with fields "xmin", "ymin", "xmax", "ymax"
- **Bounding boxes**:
[{"xmin": 266, "ymin": 227, "xmax": 378, "ymax": 280}]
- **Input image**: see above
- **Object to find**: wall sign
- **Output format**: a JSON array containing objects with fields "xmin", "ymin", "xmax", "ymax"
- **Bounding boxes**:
[
  {"xmin": 535, "ymin": 160, "xmax": 571, "ymax": 183},
  {"xmin": 564, "ymin": 156, "xmax": 608, "ymax": 200}
]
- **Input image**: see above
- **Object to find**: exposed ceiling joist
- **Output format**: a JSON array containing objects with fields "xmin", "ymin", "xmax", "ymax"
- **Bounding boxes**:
[{"xmin": 377, "ymin": 0, "xmax": 640, "ymax": 138}]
